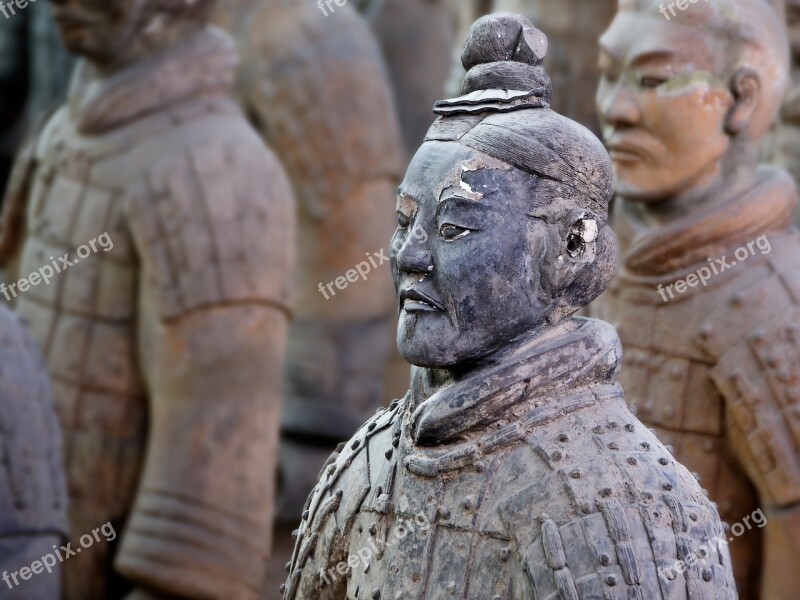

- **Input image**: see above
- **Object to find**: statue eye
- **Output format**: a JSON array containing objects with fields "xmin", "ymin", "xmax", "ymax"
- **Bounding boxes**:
[
  {"xmin": 640, "ymin": 76, "xmax": 667, "ymax": 89},
  {"xmin": 397, "ymin": 212, "xmax": 411, "ymax": 228},
  {"xmin": 439, "ymin": 224, "xmax": 471, "ymax": 241}
]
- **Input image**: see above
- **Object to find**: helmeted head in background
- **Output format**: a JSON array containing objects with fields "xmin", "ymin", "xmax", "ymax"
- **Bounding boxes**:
[
  {"xmin": 49, "ymin": 0, "xmax": 217, "ymax": 68},
  {"xmin": 597, "ymin": 0, "xmax": 790, "ymax": 203},
  {"xmin": 390, "ymin": 13, "xmax": 616, "ymax": 369}
]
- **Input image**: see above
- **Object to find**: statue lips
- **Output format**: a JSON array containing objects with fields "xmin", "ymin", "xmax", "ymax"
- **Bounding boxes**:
[
  {"xmin": 399, "ymin": 287, "xmax": 445, "ymax": 314},
  {"xmin": 605, "ymin": 135, "xmax": 653, "ymax": 164}
]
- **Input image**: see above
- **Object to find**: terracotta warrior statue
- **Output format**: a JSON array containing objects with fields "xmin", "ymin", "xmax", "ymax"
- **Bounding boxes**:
[
  {"xmin": 0, "ymin": 305, "xmax": 68, "ymax": 599},
  {"xmin": 283, "ymin": 14, "xmax": 737, "ymax": 600},
  {"xmin": 593, "ymin": 0, "xmax": 800, "ymax": 597},
  {"xmin": 214, "ymin": 0, "xmax": 404, "ymax": 523},
  {"xmin": 0, "ymin": 0, "xmax": 295, "ymax": 598}
]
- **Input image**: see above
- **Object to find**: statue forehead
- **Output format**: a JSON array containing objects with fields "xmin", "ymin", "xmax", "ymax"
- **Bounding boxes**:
[{"xmin": 400, "ymin": 141, "xmax": 512, "ymax": 205}]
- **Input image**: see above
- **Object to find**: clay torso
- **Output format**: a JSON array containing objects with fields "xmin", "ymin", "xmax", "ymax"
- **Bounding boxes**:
[
  {"xmin": 285, "ymin": 319, "xmax": 738, "ymax": 600},
  {"xmin": 592, "ymin": 170, "xmax": 800, "ymax": 598},
  {"xmin": 0, "ymin": 304, "xmax": 68, "ymax": 599},
  {"xmin": 2, "ymin": 27, "xmax": 294, "ymax": 599}
]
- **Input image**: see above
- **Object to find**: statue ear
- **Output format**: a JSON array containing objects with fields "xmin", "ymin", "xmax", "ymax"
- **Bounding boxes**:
[
  {"xmin": 550, "ymin": 212, "xmax": 599, "ymax": 290},
  {"xmin": 725, "ymin": 67, "xmax": 761, "ymax": 136}
]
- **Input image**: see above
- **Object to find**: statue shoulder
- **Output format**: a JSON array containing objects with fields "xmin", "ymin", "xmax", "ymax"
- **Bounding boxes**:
[
  {"xmin": 124, "ymin": 136, "xmax": 295, "ymax": 321},
  {"xmin": 283, "ymin": 397, "xmax": 405, "ymax": 599}
]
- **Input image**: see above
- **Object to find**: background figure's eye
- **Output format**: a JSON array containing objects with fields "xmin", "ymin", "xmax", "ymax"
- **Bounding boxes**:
[
  {"xmin": 440, "ymin": 224, "xmax": 471, "ymax": 241},
  {"xmin": 640, "ymin": 76, "xmax": 667, "ymax": 89},
  {"xmin": 397, "ymin": 212, "xmax": 411, "ymax": 228}
]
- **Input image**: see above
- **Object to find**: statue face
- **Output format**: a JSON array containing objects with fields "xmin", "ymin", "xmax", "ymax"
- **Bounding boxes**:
[
  {"xmin": 391, "ymin": 141, "xmax": 555, "ymax": 369},
  {"xmin": 49, "ymin": 0, "xmax": 148, "ymax": 61},
  {"xmin": 596, "ymin": 4, "xmax": 733, "ymax": 203}
]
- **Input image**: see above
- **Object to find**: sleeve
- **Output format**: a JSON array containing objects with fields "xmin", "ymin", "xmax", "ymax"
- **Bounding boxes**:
[
  {"xmin": 124, "ymin": 135, "xmax": 295, "ymax": 321},
  {"xmin": 115, "ymin": 133, "xmax": 296, "ymax": 599},
  {"xmin": 700, "ymin": 254, "xmax": 800, "ymax": 508}
]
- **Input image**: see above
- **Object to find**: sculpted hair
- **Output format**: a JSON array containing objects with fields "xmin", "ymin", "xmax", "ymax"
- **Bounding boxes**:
[{"xmin": 425, "ymin": 13, "xmax": 616, "ymax": 312}]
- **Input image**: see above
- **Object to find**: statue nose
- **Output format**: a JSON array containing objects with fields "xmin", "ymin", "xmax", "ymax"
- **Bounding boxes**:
[{"xmin": 396, "ymin": 236, "xmax": 433, "ymax": 275}]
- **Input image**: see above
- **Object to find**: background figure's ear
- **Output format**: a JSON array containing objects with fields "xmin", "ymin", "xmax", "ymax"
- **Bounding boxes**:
[{"xmin": 725, "ymin": 67, "xmax": 761, "ymax": 136}]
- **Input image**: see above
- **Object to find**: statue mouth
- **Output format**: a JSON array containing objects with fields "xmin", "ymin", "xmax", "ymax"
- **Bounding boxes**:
[{"xmin": 400, "ymin": 288, "xmax": 445, "ymax": 313}]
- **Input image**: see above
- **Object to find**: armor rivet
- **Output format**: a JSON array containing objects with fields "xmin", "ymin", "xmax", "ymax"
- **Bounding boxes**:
[
  {"xmin": 385, "ymin": 448, "xmax": 393, "ymax": 460},
  {"xmin": 558, "ymin": 433, "xmax": 569, "ymax": 442},
  {"xmin": 627, "ymin": 457, "xmax": 637, "ymax": 466},
  {"xmin": 593, "ymin": 425, "xmax": 605, "ymax": 434},
  {"xmin": 475, "ymin": 461, "xmax": 485, "ymax": 472},
  {"xmin": 463, "ymin": 496, "xmax": 474, "ymax": 510},
  {"xmin": 663, "ymin": 483, "xmax": 673, "ymax": 491},
  {"xmin": 368, "ymin": 422, "xmax": 377, "ymax": 431},
  {"xmin": 369, "ymin": 523, "xmax": 377, "ymax": 534},
  {"xmin": 605, "ymin": 574, "xmax": 617, "ymax": 586},
  {"xmin": 640, "ymin": 442, "xmax": 651, "ymax": 451},
  {"xmin": 352, "ymin": 439, "xmax": 360, "ymax": 449},
  {"xmin": 570, "ymin": 468, "xmax": 583, "ymax": 479},
  {"xmin": 336, "ymin": 489, "xmax": 344, "ymax": 498},
  {"xmin": 608, "ymin": 442, "xmax": 619, "ymax": 450},
  {"xmin": 702, "ymin": 569, "xmax": 713, "ymax": 582},
  {"xmin": 624, "ymin": 423, "xmax": 635, "ymax": 432},
  {"xmin": 659, "ymin": 457, "xmax": 669, "ymax": 466},
  {"xmin": 438, "ymin": 507, "xmax": 451, "ymax": 520},
  {"xmin": 690, "ymin": 513, "xmax": 698, "ymax": 521},
  {"xmin": 600, "ymin": 487, "xmax": 613, "ymax": 497},
  {"xmin": 551, "ymin": 450, "xmax": 563, "ymax": 461},
  {"xmin": 600, "ymin": 553, "xmax": 611, "ymax": 566},
  {"xmin": 500, "ymin": 547, "xmax": 511, "ymax": 561},
  {"xmin": 372, "ymin": 588, "xmax": 381, "ymax": 598}
]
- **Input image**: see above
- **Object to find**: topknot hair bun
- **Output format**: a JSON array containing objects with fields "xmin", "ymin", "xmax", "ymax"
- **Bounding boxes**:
[{"xmin": 460, "ymin": 13, "xmax": 553, "ymax": 102}]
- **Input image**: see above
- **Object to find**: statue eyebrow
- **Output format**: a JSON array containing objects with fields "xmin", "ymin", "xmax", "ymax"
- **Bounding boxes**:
[{"xmin": 630, "ymin": 49, "xmax": 674, "ymax": 67}]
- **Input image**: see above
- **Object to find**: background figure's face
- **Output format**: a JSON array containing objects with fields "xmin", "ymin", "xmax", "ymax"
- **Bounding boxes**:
[
  {"xmin": 596, "ymin": 4, "xmax": 733, "ymax": 203},
  {"xmin": 391, "ymin": 141, "xmax": 556, "ymax": 369},
  {"xmin": 49, "ymin": 0, "xmax": 148, "ymax": 61}
]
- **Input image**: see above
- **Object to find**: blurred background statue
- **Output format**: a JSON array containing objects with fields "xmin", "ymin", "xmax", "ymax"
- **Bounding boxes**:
[
  {"xmin": 593, "ymin": 0, "xmax": 800, "ymax": 597},
  {"xmin": 284, "ymin": 14, "xmax": 737, "ymax": 600},
  {"xmin": 214, "ymin": 0, "xmax": 405, "ymax": 535},
  {"xmin": 0, "ymin": 305, "xmax": 67, "ymax": 600},
  {"xmin": 0, "ymin": 0, "xmax": 295, "ymax": 597}
]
